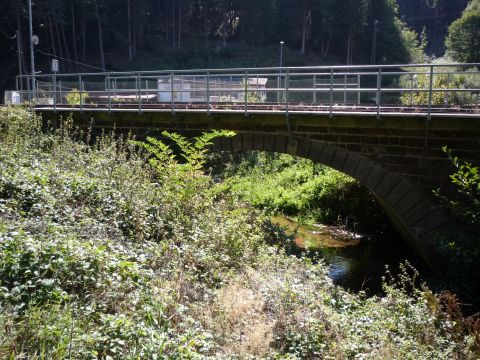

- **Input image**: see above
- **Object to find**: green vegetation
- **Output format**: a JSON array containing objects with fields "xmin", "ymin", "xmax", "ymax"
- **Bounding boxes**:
[
  {"xmin": 214, "ymin": 152, "xmax": 387, "ymax": 233},
  {"xmin": 66, "ymin": 88, "xmax": 89, "ymax": 106},
  {"xmin": 400, "ymin": 65, "xmax": 480, "ymax": 106},
  {"xmin": 0, "ymin": 108, "xmax": 479, "ymax": 358},
  {"xmin": 446, "ymin": 3, "xmax": 480, "ymax": 63},
  {"xmin": 432, "ymin": 147, "xmax": 480, "ymax": 307}
]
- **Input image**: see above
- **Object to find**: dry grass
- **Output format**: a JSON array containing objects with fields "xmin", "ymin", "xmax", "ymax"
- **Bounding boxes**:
[{"xmin": 207, "ymin": 282, "xmax": 274, "ymax": 358}]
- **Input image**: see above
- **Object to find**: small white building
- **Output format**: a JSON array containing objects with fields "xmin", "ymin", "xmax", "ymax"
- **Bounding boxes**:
[
  {"xmin": 157, "ymin": 76, "xmax": 268, "ymax": 103},
  {"xmin": 4, "ymin": 91, "xmax": 21, "ymax": 105}
]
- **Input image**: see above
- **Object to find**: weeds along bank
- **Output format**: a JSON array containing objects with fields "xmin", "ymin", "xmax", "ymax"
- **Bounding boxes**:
[
  {"xmin": 210, "ymin": 152, "xmax": 388, "ymax": 234},
  {"xmin": 0, "ymin": 108, "xmax": 478, "ymax": 359}
]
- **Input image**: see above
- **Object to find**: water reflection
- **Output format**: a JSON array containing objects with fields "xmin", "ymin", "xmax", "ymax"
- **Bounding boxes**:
[{"xmin": 271, "ymin": 215, "xmax": 424, "ymax": 293}]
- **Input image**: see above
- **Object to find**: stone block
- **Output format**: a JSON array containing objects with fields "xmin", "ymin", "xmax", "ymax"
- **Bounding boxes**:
[
  {"xmin": 309, "ymin": 142, "xmax": 325, "ymax": 163},
  {"xmin": 374, "ymin": 173, "xmax": 400, "ymax": 199},
  {"xmin": 395, "ymin": 189, "xmax": 425, "ymax": 216},
  {"xmin": 264, "ymin": 134, "xmax": 276, "ymax": 152},
  {"xmin": 331, "ymin": 148, "xmax": 349, "ymax": 172},
  {"xmin": 275, "ymin": 136, "xmax": 288, "ymax": 153},
  {"xmin": 364, "ymin": 166, "xmax": 389, "ymax": 193},
  {"xmin": 414, "ymin": 210, "xmax": 451, "ymax": 236},
  {"xmin": 241, "ymin": 133, "xmax": 254, "ymax": 150},
  {"xmin": 317, "ymin": 144, "xmax": 337, "ymax": 167},
  {"xmin": 353, "ymin": 157, "xmax": 374, "ymax": 183},
  {"xmin": 232, "ymin": 135, "xmax": 243, "ymax": 152},
  {"xmin": 297, "ymin": 140, "xmax": 312, "ymax": 159},
  {"xmin": 384, "ymin": 179, "xmax": 415, "ymax": 208},
  {"xmin": 342, "ymin": 153, "xmax": 361, "ymax": 177},
  {"xmin": 253, "ymin": 133, "xmax": 264, "ymax": 151},
  {"xmin": 286, "ymin": 139, "xmax": 298, "ymax": 156},
  {"xmin": 403, "ymin": 200, "xmax": 437, "ymax": 227}
]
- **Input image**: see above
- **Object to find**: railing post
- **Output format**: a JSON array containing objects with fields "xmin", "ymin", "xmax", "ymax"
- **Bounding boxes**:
[
  {"xmin": 343, "ymin": 74, "xmax": 347, "ymax": 105},
  {"xmin": 137, "ymin": 74, "xmax": 142, "ymax": 113},
  {"xmin": 107, "ymin": 75, "xmax": 111, "ymax": 113},
  {"xmin": 410, "ymin": 72, "xmax": 414, "ymax": 106},
  {"xmin": 207, "ymin": 72, "xmax": 210, "ymax": 115},
  {"xmin": 244, "ymin": 70, "xmax": 248, "ymax": 117},
  {"xmin": 313, "ymin": 74, "xmax": 317, "ymax": 104},
  {"xmin": 376, "ymin": 68, "xmax": 382, "ymax": 119},
  {"xmin": 329, "ymin": 69, "xmax": 334, "ymax": 118},
  {"xmin": 53, "ymin": 74, "xmax": 57, "ymax": 112},
  {"xmin": 428, "ymin": 65, "xmax": 434, "ymax": 121},
  {"xmin": 445, "ymin": 72, "xmax": 451, "ymax": 105},
  {"xmin": 79, "ymin": 75, "xmax": 83, "ymax": 112},
  {"xmin": 285, "ymin": 69, "xmax": 290, "ymax": 117},
  {"xmin": 59, "ymin": 81, "xmax": 63, "ymax": 105},
  {"xmin": 170, "ymin": 73, "xmax": 175, "ymax": 115},
  {"xmin": 357, "ymin": 74, "xmax": 361, "ymax": 106}
]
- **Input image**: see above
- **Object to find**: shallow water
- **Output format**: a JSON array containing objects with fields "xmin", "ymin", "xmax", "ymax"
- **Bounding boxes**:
[{"xmin": 271, "ymin": 215, "xmax": 424, "ymax": 293}]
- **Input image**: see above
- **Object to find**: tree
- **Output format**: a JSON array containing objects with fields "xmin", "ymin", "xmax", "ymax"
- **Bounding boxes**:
[{"xmin": 446, "ymin": 8, "xmax": 480, "ymax": 63}]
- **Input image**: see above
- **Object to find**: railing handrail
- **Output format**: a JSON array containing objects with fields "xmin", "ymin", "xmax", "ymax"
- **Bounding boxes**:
[
  {"xmin": 16, "ymin": 63, "xmax": 480, "ymax": 79},
  {"xmin": 16, "ymin": 62, "xmax": 480, "ymax": 119}
]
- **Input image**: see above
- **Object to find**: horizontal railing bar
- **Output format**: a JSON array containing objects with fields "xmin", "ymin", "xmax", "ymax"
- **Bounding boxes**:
[{"xmin": 16, "ymin": 63, "xmax": 480, "ymax": 79}]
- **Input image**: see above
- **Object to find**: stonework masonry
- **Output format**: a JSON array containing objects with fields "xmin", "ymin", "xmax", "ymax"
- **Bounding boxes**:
[{"xmin": 39, "ymin": 109, "xmax": 480, "ymax": 268}]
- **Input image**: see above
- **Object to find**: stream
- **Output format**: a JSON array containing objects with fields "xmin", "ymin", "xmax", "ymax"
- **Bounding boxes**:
[{"xmin": 271, "ymin": 215, "xmax": 425, "ymax": 293}]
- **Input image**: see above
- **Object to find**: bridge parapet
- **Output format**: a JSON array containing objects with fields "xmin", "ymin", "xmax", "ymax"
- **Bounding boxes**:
[{"xmin": 19, "ymin": 63, "xmax": 480, "ymax": 118}]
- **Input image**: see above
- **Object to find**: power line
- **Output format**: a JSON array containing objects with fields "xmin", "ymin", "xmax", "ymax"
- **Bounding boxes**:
[{"xmin": 36, "ymin": 49, "xmax": 111, "ymax": 72}]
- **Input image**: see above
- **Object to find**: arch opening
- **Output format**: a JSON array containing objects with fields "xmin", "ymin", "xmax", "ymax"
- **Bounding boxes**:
[{"xmin": 211, "ymin": 132, "xmax": 454, "ymax": 269}]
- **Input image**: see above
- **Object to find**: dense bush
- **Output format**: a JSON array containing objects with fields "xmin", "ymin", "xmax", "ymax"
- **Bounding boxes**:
[
  {"xmin": 0, "ymin": 108, "xmax": 478, "ymax": 358},
  {"xmin": 213, "ymin": 151, "xmax": 388, "ymax": 232}
]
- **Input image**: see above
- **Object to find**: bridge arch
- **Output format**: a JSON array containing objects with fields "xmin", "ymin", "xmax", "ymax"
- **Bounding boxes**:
[{"xmin": 211, "ymin": 132, "xmax": 453, "ymax": 268}]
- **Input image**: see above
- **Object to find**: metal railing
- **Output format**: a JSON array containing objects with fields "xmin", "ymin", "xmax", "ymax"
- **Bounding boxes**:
[{"xmin": 16, "ymin": 63, "xmax": 480, "ymax": 118}]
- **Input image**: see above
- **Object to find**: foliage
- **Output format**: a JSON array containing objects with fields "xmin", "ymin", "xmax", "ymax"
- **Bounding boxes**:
[
  {"xmin": 65, "ymin": 88, "xmax": 89, "ymax": 106},
  {"xmin": 432, "ymin": 147, "xmax": 480, "ymax": 310},
  {"xmin": 446, "ymin": 8, "xmax": 480, "ymax": 63},
  {"xmin": 442, "ymin": 146, "xmax": 480, "ymax": 225},
  {"xmin": 0, "ymin": 108, "xmax": 478, "ymax": 358},
  {"xmin": 213, "ymin": 152, "xmax": 388, "ymax": 233},
  {"xmin": 400, "ymin": 65, "xmax": 480, "ymax": 106}
]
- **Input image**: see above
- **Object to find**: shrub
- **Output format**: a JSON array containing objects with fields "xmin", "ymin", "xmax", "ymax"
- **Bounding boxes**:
[{"xmin": 66, "ymin": 88, "xmax": 89, "ymax": 106}]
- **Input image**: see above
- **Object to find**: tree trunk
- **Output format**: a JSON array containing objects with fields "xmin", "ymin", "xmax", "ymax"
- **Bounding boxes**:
[
  {"xmin": 321, "ymin": 33, "xmax": 332, "ymax": 58},
  {"xmin": 71, "ymin": 0, "xmax": 79, "ymax": 71},
  {"xmin": 301, "ymin": 16, "xmax": 307, "ymax": 54},
  {"xmin": 222, "ymin": 13, "xmax": 227, "ymax": 47},
  {"xmin": 48, "ymin": 17, "xmax": 57, "ymax": 59},
  {"xmin": 61, "ymin": 24, "xmax": 71, "ymax": 72},
  {"xmin": 82, "ymin": 18, "xmax": 86, "ymax": 64},
  {"xmin": 301, "ymin": 2, "xmax": 309, "ymax": 55},
  {"xmin": 178, "ymin": 0, "xmax": 182, "ymax": 48},
  {"xmin": 205, "ymin": 0, "xmax": 208, "ymax": 46},
  {"xmin": 55, "ymin": 23, "xmax": 65, "ymax": 71},
  {"xmin": 127, "ymin": 0, "xmax": 133, "ymax": 60},
  {"xmin": 16, "ymin": 10, "xmax": 26, "ymax": 81},
  {"xmin": 172, "ymin": 0, "xmax": 176, "ymax": 48},
  {"xmin": 346, "ymin": 33, "xmax": 352, "ymax": 65},
  {"xmin": 95, "ymin": 1, "xmax": 106, "ymax": 70}
]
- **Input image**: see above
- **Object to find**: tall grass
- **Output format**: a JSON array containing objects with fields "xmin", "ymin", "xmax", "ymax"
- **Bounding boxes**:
[{"xmin": 0, "ymin": 108, "xmax": 478, "ymax": 359}]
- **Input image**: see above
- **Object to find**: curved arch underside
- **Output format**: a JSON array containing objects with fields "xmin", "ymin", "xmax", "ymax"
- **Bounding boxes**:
[{"xmin": 211, "ymin": 133, "xmax": 455, "ymax": 269}]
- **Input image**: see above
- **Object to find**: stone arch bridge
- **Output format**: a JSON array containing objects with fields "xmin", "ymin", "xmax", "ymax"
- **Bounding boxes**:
[
  {"xmin": 26, "ymin": 63, "xmax": 480, "ymax": 267},
  {"xmin": 37, "ymin": 109, "xmax": 480, "ymax": 268}
]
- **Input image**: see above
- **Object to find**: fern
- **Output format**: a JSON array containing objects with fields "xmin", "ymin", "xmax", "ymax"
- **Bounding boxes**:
[{"xmin": 136, "ymin": 130, "xmax": 236, "ymax": 173}]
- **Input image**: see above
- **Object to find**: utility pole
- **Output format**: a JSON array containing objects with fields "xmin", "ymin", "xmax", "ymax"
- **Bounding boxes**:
[
  {"xmin": 28, "ymin": 0, "xmax": 36, "ymax": 98},
  {"xmin": 371, "ymin": 19, "xmax": 378, "ymax": 65},
  {"xmin": 16, "ymin": 30, "xmax": 23, "ymax": 90}
]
